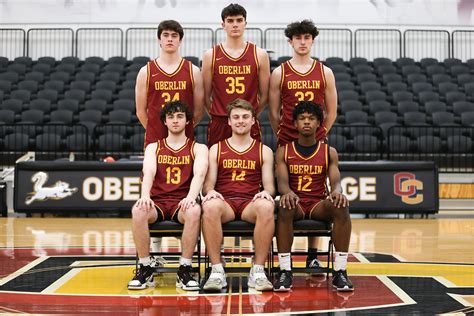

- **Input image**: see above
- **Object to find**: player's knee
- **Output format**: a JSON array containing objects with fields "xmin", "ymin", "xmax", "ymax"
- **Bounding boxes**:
[
  {"xmin": 131, "ymin": 205, "xmax": 148, "ymax": 222},
  {"xmin": 185, "ymin": 205, "xmax": 202, "ymax": 222},
  {"xmin": 202, "ymin": 200, "xmax": 223, "ymax": 219},
  {"xmin": 254, "ymin": 201, "xmax": 274, "ymax": 221},
  {"xmin": 278, "ymin": 206, "xmax": 294, "ymax": 220}
]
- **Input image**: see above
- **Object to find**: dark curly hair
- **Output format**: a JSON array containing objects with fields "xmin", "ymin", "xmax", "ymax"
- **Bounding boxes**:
[
  {"xmin": 292, "ymin": 100, "xmax": 324, "ymax": 123},
  {"xmin": 284, "ymin": 19, "xmax": 319, "ymax": 39},
  {"xmin": 160, "ymin": 100, "xmax": 192, "ymax": 123}
]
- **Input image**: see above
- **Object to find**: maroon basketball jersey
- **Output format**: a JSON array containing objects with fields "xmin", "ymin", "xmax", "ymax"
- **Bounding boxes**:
[
  {"xmin": 146, "ymin": 59, "xmax": 194, "ymax": 145},
  {"xmin": 278, "ymin": 60, "xmax": 326, "ymax": 146},
  {"xmin": 284, "ymin": 141, "xmax": 329, "ymax": 200},
  {"xmin": 210, "ymin": 42, "xmax": 260, "ymax": 117},
  {"xmin": 150, "ymin": 138, "xmax": 195, "ymax": 200},
  {"xmin": 215, "ymin": 139, "xmax": 263, "ymax": 199}
]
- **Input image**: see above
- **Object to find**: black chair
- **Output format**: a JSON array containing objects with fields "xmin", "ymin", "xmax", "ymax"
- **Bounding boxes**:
[
  {"xmin": 338, "ymin": 90, "xmax": 359, "ymax": 102},
  {"xmin": 453, "ymin": 101, "xmax": 474, "ymax": 116},
  {"xmin": 393, "ymin": 91, "xmax": 414, "ymax": 104},
  {"xmin": 14, "ymin": 57, "xmax": 33, "ymax": 67},
  {"xmin": 0, "ymin": 80, "xmax": 12, "ymax": 93},
  {"xmin": 335, "ymin": 72, "xmax": 352, "ymax": 82},
  {"xmin": 113, "ymin": 99, "xmax": 135, "ymax": 112},
  {"xmin": 37, "ymin": 56, "xmax": 56, "ymax": 66},
  {"xmin": 66, "ymin": 133, "xmax": 91, "ymax": 151},
  {"xmin": 432, "ymin": 73, "xmax": 452, "ymax": 85},
  {"xmin": 108, "ymin": 56, "xmax": 128, "ymax": 65},
  {"xmin": 85, "ymin": 56, "xmax": 106, "ymax": 67},
  {"xmin": 401, "ymin": 65, "xmax": 421, "ymax": 76},
  {"xmin": 457, "ymin": 74, "xmax": 474, "ymax": 86},
  {"xmin": 406, "ymin": 73, "xmax": 428, "ymax": 85},
  {"xmin": 61, "ymin": 56, "xmax": 81, "ymax": 66},
  {"xmin": 55, "ymin": 63, "xmax": 76, "ymax": 75},
  {"xmin": 4, "ymin": 133, "xmax": 30, "ymax": 151},
  {"xmin": 118, "ymin": 89, "xmax": 135, "ymax": 100},
  {"xmin": 382, "ymin": 73, "xmax": 402, "ymax": 84},
  {"xmin": 420, "ymin": 57, "xmax": 439, "ymax": 69},
  {"xmin": 49, "ymin": 71, "xmax": 71, "ymax": 83},
  {"xmin": 345, "ymin": 110, "xmax": 368, "ymax": 125},
  {"xmin": 426, "ymin": 65, "xmax": 446, "ymax": 77},
  {"xmin": 438, "ymin": 82, "xmax": 458, "ymax": 95},
  {"xmin": 79, "ymin": 110, "xmax": 103, "ymax": 124},
  {"xmin": 388, "ymin": 135, "xmax": 412, "ymax": 153},
  {"xmin": 386, "ymin": 82, "xmax": 408, "ymax": 95},
  {"xmin": 446, "ymin": 91, "xmax": 466, "ymax": 105},
  {"xmin": 373, "ymin": 57, "xmax": 392, "ymax": 68},
  {"xmin": 43, "ymin": 80, "xmax": 65, "ymax": 93},
  {"xmin": 108, "ymin": 110, "xmax": 132, "ymax": 124},
  {"xmin": 324, "ymin": 57, "xmax": 344, "ymax": 66},
  {"xmin": 35, "ymin": 133, "xmax": 62, "ymax": 151},
  {"xmin": 336, "ymin": 81, "xmax": 355, "ymax": 92},
  {"xmin": 359, "ymin": 81, "xmax": 381, "ymax": 94},
  {"xmin": 81, "ymin": 63, "xmax": 101, "ymax": 75},
  {"xmin": 98, "ymin": 133, "xmax": 125, "ymax": 151},
  {"xmin": 349, "ymin": 57, "xmax": 368, "ymax": 67},
  {"xmin": 352, "ymin": 64, "xmax": 374, "ymax": 74},
  {"xmin": 412, "ymin": 82, "xmax": 433, "ymax": 94},
  {"xmin": 328, "ymin": 134, "xmax": 348, "ymax": 152},
  {"xmin": 340, "ymin": 100, "xmax": 362, "ymax": 113},
  {"xmin": 369, "ymin": 100, "xmax": 391, "ymax": 115},
  {"xmin": 443, "ymin": 58, "xmax": 462, "ymax": 68},
  {"xmin": 352, "ymin": 135, "xmax": 379, "ymax": 153},
  {"xmin": 95, "ymin": 80, "xmax": 117, "ymax": 92},
  {"xmin": 1, "ymin": 99, "xmax": 24, "ymax": 113},
  {"xmin": 10, "ymin": 89, "xmax": 31, "ymax": 103},
  {"xmin": 418, "ymin": 91, "xmax": 440, "ymax": 105},
  {"xmin": 32, "ymin": 63, "xmax": 52, "ymax": 75},
  {"xmin": 70, "ymin": 80, "xmax": 92, "ymax": 93},
  {"xmin": 84, "ymin": 99, "xmax": 107, "ymax": 112},
  {"xmin": 432, "ymin": 112, "xmax": 456, "ymax": 126},
  {"xmin": 91, "ymin": 89, "xmax": 113, "ymax": 103},
  {"xmin": 461, "ymin": 111, "xmax": 474, "ymax": 126},
  {"xmin": 404, "ymin": 112, "xmax": 427, "ymax": 126},
  {"xmin": 0, "ymin": 110, "xmax": 15, "ymax": 124},
  {"xmin": 24, "ymin": 71, "xmax": 45, "ymax": 84},
  {"xmin": 0, "ymin": 71, "xmax": 20, "ymax": 83},
  {"xmin": 57, "ymin": 99, "xmax": 80, "ymax": 113},
  {"xmin": 376, "ymin": 65, "xmax": 397, "ymax": 76},
  {"xmin": 424, "ymin": 101, "xmax": 447, "ymax": 115},
  {"xmin": 64, "ymin": 89, "xmax": 86, "ymax": 104},
  {"xmin": 450, "ymin": 65, "xmax": 470, "ymax": 77},
  {"xmin": 447, "ymin": 135, "xmax": 473, "ymax": 153},
  {"xmin": 50, "ymin": 110, "xmax": 74, "ymax": 124},
  {"xmin": 21, "ymin": 109, "xmax": 44, "ymax": 124},
  {"xmin": 75, "ymin": 71, "xmax": 96, "ymax": 83},
  {"xmin": 7, "ymin": 63, "xmax": 27, "ymax": 75},
  {"xmin": 330, "ymin": 64, "xmax": 349, "ymax": 73},
  {"xmin": 375, "ymin": 111, "xmax": 398, "ymax": 126},
  {"xmin": 184, "ymin": 56, "xmax": 200, "ymax": 67},
  {"xmin": 415, "ymin": 135, "xmax": 442, "ymax": 153},
  {"xmin": 130, "ymin": 133, "xmax": 145, "ymax": 151},
  {"xmin": 99, "ymin": 72, "xmax": 120, "ymax": 82},
  {"xmin": 365, "ymin": 90, "xmax": 387, "ymax": 103},
  {"xmin": 29, "ymin": 99, "xmax": 52, "ymax": 114},
  {"xmin": 121, "ymin": 80, "xmax": 136, "ymax": 90}
]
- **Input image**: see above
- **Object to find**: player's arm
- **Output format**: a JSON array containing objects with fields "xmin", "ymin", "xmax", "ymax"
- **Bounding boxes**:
[
  {"xmin": 135, "ymin": 65, "xmax": 148, "ymax": 129},
  {"xmin": 191, "ymin": 64, "xmax": 205, "ymax": 127},
  {"xmin": 275, "ymin": 145, "xmax": 299, "ymax": 209},
  {"xmin": 136, "ymin": 142, "xmax": 158, "ymax": 209},
  {"xmin": 268, "ymin": 66, "xmax": 282, "ymax": 134},
  {"xmin": 202, "ymin": 144, "xmax": 223, "ymax": 201},
  {"xmin": 180, "ymin": 143, "xmax": 209, "ymax": 211},
  {"xmin": 323, "ymin": 65, "xmax": 338, "ymax": 134},
  {"xmin": 327, "ymin": 146, "xmax": 348, "ymax": 208},
  {"xmin": 253, "ymin": 145, "xmax": 275, "ymax": 202},
  {"xmin": 201, "ymin": 49, "xmax": 213, "ymax": 112},
  {"xmin": 256, "ymin": 47, "xmax": 270, "ymax": 115}
]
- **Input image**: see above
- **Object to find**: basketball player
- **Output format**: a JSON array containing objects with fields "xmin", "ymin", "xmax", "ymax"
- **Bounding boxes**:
[
  {"xmin": 273, "ymin": 101, "xmax": 353, "ymax": 292},
  {"xmin": 268, "ymin": 20, "xmax": 338, "ymax": 270},
  {"xmin": 201, "ymin": 99, "xmax": 275, "ymax": 292},
  {"xmin": 128, "ymin": 101, "xmax": 208, "ymax": 291},
  {"xmin": 135, "ymin": 19, "xmax": 205, "ymax": 147},
  {"xmin": 202, "ymin": 3, "xmax": 270, "ymax": 147}
]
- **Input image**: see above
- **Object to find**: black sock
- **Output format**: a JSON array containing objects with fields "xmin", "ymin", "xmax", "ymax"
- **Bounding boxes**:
[{"xmin": 307, "ymin": 248, "xmax": 318, "ymax": 261}]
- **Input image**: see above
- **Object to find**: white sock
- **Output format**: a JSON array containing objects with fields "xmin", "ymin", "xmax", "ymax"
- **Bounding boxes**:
[
  {"xmin": 139, "ymin": 256, "xmax": 152, "ymax": 266},
  {"xmin": 334, "ymin": 251, "xmax": 349, "ymax": 271},
  {"xmin": 278, "ymin": 253, "xmax": 291, "ymax": 271},
  {"xmin": 212, "ymin": 263, "xmax": 224, "ymax": 274},
  {"xmin": 179, "ymin": 257, "xmax": 192, "ymax": 266},
  {"xmin": 150, "ymin": 237, "xmax": 161, "ymax": 252},
  {"xmin": 252, "ymin": 264, "xmax": 264, "ymax": 273}
]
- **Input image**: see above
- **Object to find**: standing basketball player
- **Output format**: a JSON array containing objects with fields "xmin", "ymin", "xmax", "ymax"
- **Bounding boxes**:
[
  {"xmin": 202, "ymin": 3, "xmax": 270, "ymax": 147},
  {"xmin": 269, "ymin": 20, "xmax": 338, "ymax": 269},
  {"xmin": 201, "ymin": 99, "xmax": 275, "ymax": 292},
  {"xmin": 136, "ymin": 20, "xmax": 205, "ymax": 147},
  {"xmin": 128, "ymin": 101, "xmax": 208, "ymax": 291},
  {"xmin": 273, "ymin": 101, "xmax": 353, "ymax": 292}
]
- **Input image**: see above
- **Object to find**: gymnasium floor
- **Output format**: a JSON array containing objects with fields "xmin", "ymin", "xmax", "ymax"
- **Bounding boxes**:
[{"xmin": 0, "ymin": 217, "xmax": 473, "ymax": 315}]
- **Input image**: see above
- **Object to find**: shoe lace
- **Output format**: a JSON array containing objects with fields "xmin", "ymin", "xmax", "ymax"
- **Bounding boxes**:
[
  {"xmin": 180, "ymin": 265, "xmax": 196, "ymax": 283},
  {"xmin": 279, "ymin": 271, "xmax": 287, "ymax": 283},
  {"xmin": 338, "ymin": 271, "xmax": 348, "ymax": 283}
]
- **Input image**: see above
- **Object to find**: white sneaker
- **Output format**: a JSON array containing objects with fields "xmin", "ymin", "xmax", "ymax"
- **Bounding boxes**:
[
  {"xmin": 248, "ymin": 266, "xmax": 273, "ymax": 291},
  {"xmin": 203, "ymin": 270, "xmax": 227, "ymax": 292}
]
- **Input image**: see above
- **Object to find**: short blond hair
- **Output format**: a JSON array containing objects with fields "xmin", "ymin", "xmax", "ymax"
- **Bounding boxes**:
[{"xmin": 226, "ymin": 98, "xmax": 255, "ymax": 117}]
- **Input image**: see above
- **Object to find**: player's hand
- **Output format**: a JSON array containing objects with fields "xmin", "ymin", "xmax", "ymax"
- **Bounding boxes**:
[
  {"xmin": 328, "ymin": 191, "xmax": 349, "ymax": 208},
  {"xmin": 135, "ymin": 196, "xmax": 154, "ymax": 211},
  {"xmin": 279, "ymin": 191, "xmax": 299, "ymax": 210},
  {"xmin": 202, "ymin": 190, "xmax": 224, "ymax": 203},
  {"xmin": 179, "ymin": 197, "xmax": 196, "ymax": 213},
  {"xmin": 252, "ymin": 190, "xmax": 274, "ymax": 203}
]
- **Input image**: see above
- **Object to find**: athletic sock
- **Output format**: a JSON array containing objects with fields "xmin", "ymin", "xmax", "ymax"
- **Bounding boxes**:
[
  {"xmin": 211, "ymin": 263, "xmax": 225, "ymax": 274},
  {"xmin": 334, "ymin": 251, "xmax": 349, "ymax": 271},
  {"xmin": 278, "ymin": 253, "xmax": 291, "ymax": 271},
  {"xmin": 179, "ymin": 257, "xmax": 192, "ymax": 266},
  {"xmin": 139, "ymin": 256, "xmax": 152, "ymax": 266}
]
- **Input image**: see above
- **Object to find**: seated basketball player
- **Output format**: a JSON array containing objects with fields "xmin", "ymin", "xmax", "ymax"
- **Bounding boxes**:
[
  {"xmin": 128, "ymin": 101, "xmax": 208, "ymax": 291},
  {"xmin": 201, "ymin": 98, "xmax": 275, "ymax": 292},
  {"xmin": 273, "ymin": 101, "xmax": 354, "ymax": 292}
]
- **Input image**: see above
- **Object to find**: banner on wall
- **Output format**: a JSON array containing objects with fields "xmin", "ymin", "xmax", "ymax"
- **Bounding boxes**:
[{"xmin": 14, "ymin": 161, "xmax": 438, "ymax": 214}]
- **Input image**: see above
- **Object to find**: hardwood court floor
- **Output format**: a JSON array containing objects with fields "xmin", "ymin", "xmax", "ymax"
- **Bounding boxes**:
[{"xmin": 0, "ymin": 217, "xmax": 473, "ymax": 314}]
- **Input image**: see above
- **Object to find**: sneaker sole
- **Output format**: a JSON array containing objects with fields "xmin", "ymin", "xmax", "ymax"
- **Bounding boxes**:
[
  {"xmin": 128, "ymin": 281, "xmax": 155, "ymax": 290},
  {"xmin": 273, "ymin": 286, "xmax": 292, "ymax": 292},
  {"xmin": 176, "ymin": 281, "xmax": 200, "ymax": 291},
  {"xmin": 203, "ymin": 280, "xmax": 227, "ymax": 292},
  {"xmin": 248, "ymin": 281, "xmax": 273, "ymax": 292},
  {"xmin": 332, "ymin": 284, "xmax": 354, "ymax": 292}
]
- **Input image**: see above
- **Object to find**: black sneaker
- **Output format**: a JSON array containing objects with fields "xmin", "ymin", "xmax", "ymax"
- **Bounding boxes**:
[
  {"xmin": 332, "ymin": 270, "xmax": 354, "ymax": 291},
  {"xmin": 176, "ymin": 265, "xmax": 200, "ymax": 291},
  {"xmin": 128, "ymin": 264, "xmax": 155, "ymax": 290},
  {"xmin": 273, "ymin": 270, "xmax": 293, "ymax": 292},
  {"xmin": 306, "ymin": 258, "xmax": 325, "ymax": 276}
]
